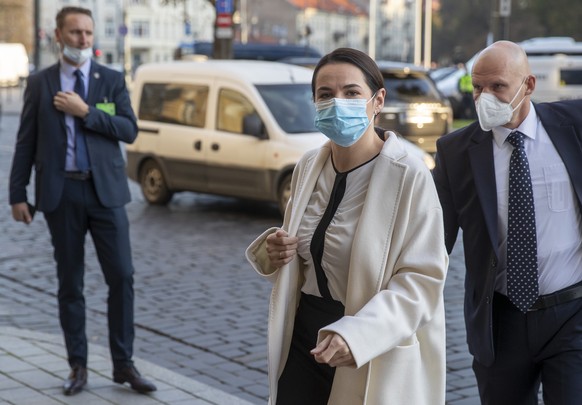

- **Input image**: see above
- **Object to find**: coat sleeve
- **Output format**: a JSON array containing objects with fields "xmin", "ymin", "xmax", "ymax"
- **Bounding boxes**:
[
  {"xmin": 320, "ymin": 165, "xmax": 448, "ymax": 368},
  {"xmin": 432, "ymin": 136, "xmax": 460, "ymax": 254},
  {"xmin": 83, "ymin": 69, "xmax": 137, "ymax": 144},
  {"xmin": 9, "ymin": 74, "xmax": 40, "ymax": 205}
]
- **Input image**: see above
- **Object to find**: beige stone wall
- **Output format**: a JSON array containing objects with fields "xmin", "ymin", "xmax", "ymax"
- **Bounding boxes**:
[{"xmin": 0, "ymin": 0, "xmax": 34, "ymax": 55}]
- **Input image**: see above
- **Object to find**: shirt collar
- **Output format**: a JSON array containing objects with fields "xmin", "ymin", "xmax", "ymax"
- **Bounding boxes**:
[
  {"xmin": 492, "ymin": 101, "xmax": 538, "ymax": 148},
  {"xmin": 59, "ymin": 56, "xmax": 92, "ymax": 80}
]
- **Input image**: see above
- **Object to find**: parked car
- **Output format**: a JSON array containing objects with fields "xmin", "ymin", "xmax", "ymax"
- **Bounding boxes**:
[
  {"xmin": 375, "ymin": 61, "xmax": 453, "ymax": 153},
  {"xmin": 126, "ymin": 60, "xmax": 435, "ymax": 215}
]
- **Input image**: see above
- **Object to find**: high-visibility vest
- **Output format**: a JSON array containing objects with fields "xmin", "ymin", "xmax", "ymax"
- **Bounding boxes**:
[{"xmin": 459, "ymin": 73, "xmax": 473, "ymax": 93}]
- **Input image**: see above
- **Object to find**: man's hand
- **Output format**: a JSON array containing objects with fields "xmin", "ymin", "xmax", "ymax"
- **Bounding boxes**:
[
  {"xmin": 12, "ymin": 202, "xmax": 34, "ymax": 225},
  {"xmin": 54, "ymin": 91, "xmax": 89, "ymax": 118},
  {"xmin": 311, "ymin": 333, "xmax": 356, "ymax": 368}
]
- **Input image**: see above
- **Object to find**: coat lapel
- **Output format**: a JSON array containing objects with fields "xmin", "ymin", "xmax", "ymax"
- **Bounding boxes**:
[
  {"xmin": 345, "ymin": 134, "xmax": 406, "ymax": 314},
  {"xmin": 286, "ymin": 142, "xmax": 332, "ymax": 236},
  {"xmin": 47, "ymin": 64, "xmax": 67, "ymax": 133},
  {"xmin": 87, "ymin": 63, "xmax": 103, "ymax": 105},
  {"xmin": 468, "ymin": 128, "xmax": 499, "ymax": 257}
]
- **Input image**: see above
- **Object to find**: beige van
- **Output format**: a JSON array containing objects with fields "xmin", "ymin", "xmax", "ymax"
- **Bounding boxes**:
[{"xmin": 126, "ymin": 59, "xmax": 435, "ymax": 215}]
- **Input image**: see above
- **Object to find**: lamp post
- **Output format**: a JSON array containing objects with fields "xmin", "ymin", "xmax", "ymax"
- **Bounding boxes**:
[
  {"xmin": 368, "ymin": 0, "xmax": 378, "ymax": 59},
  {"xmin": 423, "ymin": 0, "xmax": 432, "ymax": 68}
]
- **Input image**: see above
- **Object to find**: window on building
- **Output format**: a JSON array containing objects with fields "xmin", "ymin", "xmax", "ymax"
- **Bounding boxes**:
[
  {"xmin": 105, "ymin": 17, "xmax": 116, "ymax": 38},
  {"xmin": 132, "ymin": 20, "xmax": 150, "ymax": 37}
]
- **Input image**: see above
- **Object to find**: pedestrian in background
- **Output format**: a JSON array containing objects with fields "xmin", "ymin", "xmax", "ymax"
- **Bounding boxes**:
[
  {"xmin": 458, "ymin": 63, "xmax": 475, "ymax": 119},
  {"xmin": 433, "ymin": 40, "xmax": 582, "ymax": 404},
  {"xmin": 8, "ymin": 6, "xmax": 156, "ymax": 396},
  {"xmin": 246, "ymin": 47, "xmax": 448, "ymax": 405}
]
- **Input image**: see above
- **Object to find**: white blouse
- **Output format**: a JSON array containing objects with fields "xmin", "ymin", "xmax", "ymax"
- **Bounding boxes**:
[{"xmin": 297, "ymin": 154, "xmax": 378, "ymax": 304}]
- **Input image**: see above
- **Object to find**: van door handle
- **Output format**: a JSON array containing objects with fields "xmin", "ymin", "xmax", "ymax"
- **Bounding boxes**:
[
  {"xmin": 211, "ymin": 143, "xmax": 220, "ymax": 151},
  {"xmin": 139, "ymin": 127, "xmax": 159, "ymax": 134},
  {"xmin": 194, "ymin": 140, "xmax": 202, "ymax": 150}
]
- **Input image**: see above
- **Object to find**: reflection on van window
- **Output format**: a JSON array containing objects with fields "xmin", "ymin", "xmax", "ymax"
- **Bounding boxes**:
[
  {"xmin": 138, "ymin": 83, "xmax": 209, "ymax": 127},
  {"xmin": 560, "ymin": 69, "xmax": 582, "ymax": 85},
  {"xmin": 383, "ymin": 72, "xmax": 442, "ymax": 103},
  {"xmin": 256, "ymin": 84, "xmax": 317, "ymax": 134},
  {"xmin": 217, "ymin": 88, "xmax": 259, "ymax": 134}
]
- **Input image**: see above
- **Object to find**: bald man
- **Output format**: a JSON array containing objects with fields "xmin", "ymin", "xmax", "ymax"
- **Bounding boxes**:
[{"xmin": 433, "ymin": 41, "xmax": 582, "ymax": 404}]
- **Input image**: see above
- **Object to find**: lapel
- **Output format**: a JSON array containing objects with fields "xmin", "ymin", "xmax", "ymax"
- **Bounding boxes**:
[
  {"xmin": 345, "ymin": 134, "xmax": 407, "ymax": 314},
  {"xmin": 47, "ymin": 63, "xmax": 66, "ymax": 133},
  {"xmin": 286, "ymin": 143, "xmax": 332, "ymax": 236},
  {"xmin": 468, "ymin": 126, "xmax": 499, "ymax": 257},
  {"xmin": 87, "ymin": 63, "xmax": 102, "ymax": 105},
  {"xmin": 535, "ymin": 103, "xmax": 582, "ymax": 205}
]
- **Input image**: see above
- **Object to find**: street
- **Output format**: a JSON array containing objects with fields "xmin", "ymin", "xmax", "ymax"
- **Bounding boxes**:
[{"xmin": 0, "ymin": 88, "xmax": 480, "ymax": 404}]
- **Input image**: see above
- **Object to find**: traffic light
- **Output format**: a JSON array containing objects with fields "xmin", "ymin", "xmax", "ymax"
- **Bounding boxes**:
[{"xmin": 94, "ymin": 48, "xmax": 102, "ymax": 57}]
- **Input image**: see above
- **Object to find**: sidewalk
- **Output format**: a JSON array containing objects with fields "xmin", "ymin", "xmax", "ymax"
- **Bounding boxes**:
[
  {"xmin": 0, "ymin": 326, "xmax": 255, "ymax": 405},
  {"xmin": 0, "ymin": 88, "xmax": 257, "ymax": 404}
]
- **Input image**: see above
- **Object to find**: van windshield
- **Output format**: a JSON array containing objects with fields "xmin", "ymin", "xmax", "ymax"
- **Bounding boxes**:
[{"xmin": 256, "ymin": 84, "xmax": 318, "ymax": 134}]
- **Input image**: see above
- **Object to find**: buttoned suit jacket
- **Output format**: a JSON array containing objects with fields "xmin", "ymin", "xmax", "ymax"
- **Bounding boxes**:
[
  {"xmin": 432, "ymin": 100, "xmax": 582, "ymax": 366},
  {"xmin": 9, "ymin": 61, "xmax": 137, "ymax": 213}
]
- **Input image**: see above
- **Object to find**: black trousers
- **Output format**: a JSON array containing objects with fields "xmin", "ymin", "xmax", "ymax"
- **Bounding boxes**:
[
  {"xmin": 44, "ymin": 178, "xmax": 135, "ymax": 369},
  {"xmin": 276, "ymin": 293, "xmax": 344, "ymax": 405},
  {"xmin": 473, "ymin": 292, "xmax": 582, "ymax": 405}
]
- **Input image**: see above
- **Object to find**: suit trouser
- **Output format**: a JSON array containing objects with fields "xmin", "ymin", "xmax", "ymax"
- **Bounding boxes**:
[
  {"xmin": 44, "ymin": 177, "xmax": 135, "ymax": 369},
  {"xmin": 473, "ymin": 292, "xmax": 582, "ymax": 405}
]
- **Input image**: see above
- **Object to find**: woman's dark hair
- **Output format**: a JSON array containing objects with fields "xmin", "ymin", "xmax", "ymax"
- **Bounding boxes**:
[
  {"xmin": 311, "ymin": 48, "xmax": 384, "ymax": 98},
  {"xmin": 56, "ymin": 6, "xmax": 93, "ymax": 30}
]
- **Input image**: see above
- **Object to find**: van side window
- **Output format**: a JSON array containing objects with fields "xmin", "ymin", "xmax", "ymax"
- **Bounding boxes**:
[
  {"xmin": 217, "ymin": 88, "xmax": 258, "ymax": 134},
  {"xmin": 138, "ymin": 83, "xmax": 208, "ymax": 128},
  {"xmin": 561, "ymin": 69, "xmax": 582, "ymax": 85}
]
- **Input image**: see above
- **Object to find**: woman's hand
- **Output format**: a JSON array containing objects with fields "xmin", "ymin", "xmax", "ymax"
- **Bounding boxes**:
[
  {"xmin": 311, "ymin": 333, "xmax": 355, "ymax": 368},
  {"xmin": 265, "ymin": 229, "xmax": 298, "ymax": 268}
]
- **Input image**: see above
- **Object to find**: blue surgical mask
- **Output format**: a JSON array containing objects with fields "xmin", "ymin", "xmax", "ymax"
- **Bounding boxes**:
[{"xmin": 314, "ymin": 95, "xmax": 376, "ymax": 147}]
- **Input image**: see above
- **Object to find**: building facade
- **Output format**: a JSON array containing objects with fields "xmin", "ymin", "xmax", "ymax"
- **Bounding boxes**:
[{"xmin": 1, "ymin": 0, "xmax": 423, "ymax": 77}]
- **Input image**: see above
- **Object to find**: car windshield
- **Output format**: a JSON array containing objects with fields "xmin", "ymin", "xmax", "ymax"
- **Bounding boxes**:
[
  {"xmin": 383, "ymin": 72, "xmax": 442, "ymax": 103},
  {"xmin": 256, "ymin": 84, "xmax": 318, "ymax": 134}
]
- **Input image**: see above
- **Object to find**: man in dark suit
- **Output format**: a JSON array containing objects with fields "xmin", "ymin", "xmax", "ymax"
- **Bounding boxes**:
[
  {"xmin": 433, "ymin": 40, "xmax": 582, "ymax": 404},
  {"xmin": 9, "ymin": 6, "xmax": 156, "ymax": 396}
]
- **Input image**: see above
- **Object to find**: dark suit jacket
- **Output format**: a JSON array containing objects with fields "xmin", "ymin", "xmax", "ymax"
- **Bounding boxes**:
[
  {"xmin": 9, "ymin": 61, "xmax": 138, "ymax": 213},
  {"xmin": 433, "ymin": 100, "xmax": 582, "ymax": 366}
]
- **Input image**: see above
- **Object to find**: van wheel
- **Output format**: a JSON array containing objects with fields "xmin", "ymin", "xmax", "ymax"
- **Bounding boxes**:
[
  {"xmin": 277, "ymin": 174, "xmax": 292, "ymax": 216},
  {"xmin": 139, "ymin": 160, "xmax": 173, "ymax": 205}
]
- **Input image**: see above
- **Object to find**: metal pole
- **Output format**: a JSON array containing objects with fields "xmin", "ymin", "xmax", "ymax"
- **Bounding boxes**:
[
  {"xmin": 423, "ymin": 0, "xmax": 432, "ymax": 68},
  {"xmin": 123, "ymin": 0, "xmax": 132, "ymax": 84},
  {"xmin": 368, "ymin": 0, "xmax": 377, "ymax": 59},
  {"xmin": 414, "ymin": 0, "xmax": 421, "ymax": 65},
  {"xmin": 34, "ymin": 0, "xmax": 40, "ymax": 70}
]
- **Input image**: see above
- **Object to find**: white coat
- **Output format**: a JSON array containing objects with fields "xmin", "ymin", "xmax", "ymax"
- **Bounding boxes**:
[{"xmin": 246, "ymin": 134, "xmax": 448, "ymax": 405}]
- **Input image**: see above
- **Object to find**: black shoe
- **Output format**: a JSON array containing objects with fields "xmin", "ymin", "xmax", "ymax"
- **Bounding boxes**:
[
  {"xmin": 63, "ymin": 365, "xmax": 87, "ymax": 396},
  {"xmin": 113, "ymin": 365, "xmax": 157, "ymax": 393}
]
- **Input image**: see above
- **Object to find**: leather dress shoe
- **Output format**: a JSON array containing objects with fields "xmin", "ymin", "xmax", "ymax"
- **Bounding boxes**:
[
  {"xmin": 63, "ymin": 365, "xmax": 87, "ymax": 396},
  {"xmin": 113, "ymin": 365, "xmax": 157, "ymax": 393}
]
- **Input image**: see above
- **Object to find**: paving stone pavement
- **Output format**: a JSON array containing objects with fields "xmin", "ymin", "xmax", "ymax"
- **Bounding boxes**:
[{"xmin": 0, "ymin": 86, "xmax": 488, "ymax": 404}]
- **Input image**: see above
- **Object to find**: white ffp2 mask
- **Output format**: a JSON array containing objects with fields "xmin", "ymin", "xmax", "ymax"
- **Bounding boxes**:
[{"xmin": 475, "ymin": 79, "xmax": 527, "ymax": 131}]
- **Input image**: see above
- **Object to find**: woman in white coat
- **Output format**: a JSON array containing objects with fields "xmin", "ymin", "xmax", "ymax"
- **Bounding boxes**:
[{"xmin": 246, "ymin": 48, "xmax": 448, "ymax": 405}]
